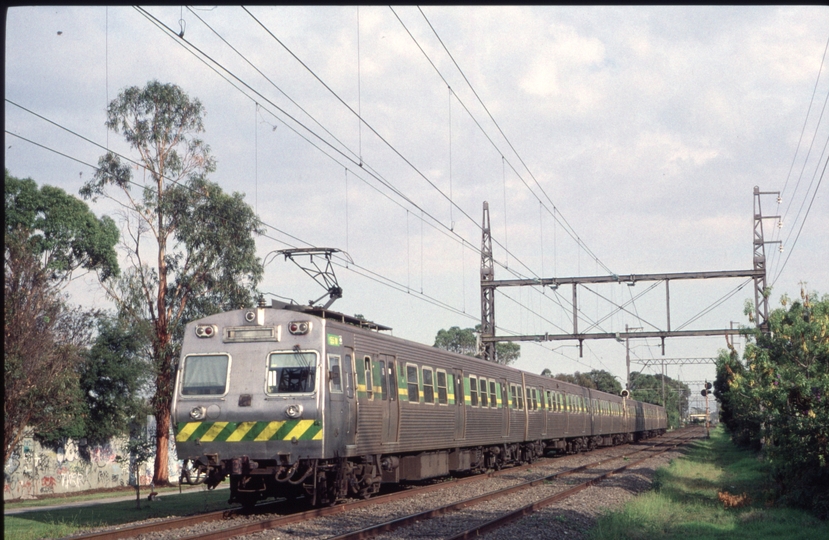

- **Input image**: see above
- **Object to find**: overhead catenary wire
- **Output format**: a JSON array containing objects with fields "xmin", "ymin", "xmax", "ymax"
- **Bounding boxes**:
[
  {"xmin": 11, "ymin": 6, "xmax": 768, "ymax": 376},
  {"xmin": 8, "ymin": 104, "xmax": 599, "ymax": 367},
  {"xmin": 166, "ymin": 6, "xmax": 549, "ymax": 287},
  {"xmin": 139, "ymin": 4, "xmax": 639, "ymax": 353},
  {"xmin": 408, "ymin": 5, "xmax": 614, "ymax": 276}
]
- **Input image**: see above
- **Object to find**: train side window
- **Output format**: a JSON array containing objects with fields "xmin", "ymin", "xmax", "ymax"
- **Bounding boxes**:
[
  {"xmin": 328, "ymin": 354, "xmax": 342, "ymax": 393},
  {"xmin": 406, "ymin": 364, "xmax": 419, "ymax": 403},
  {"xmin": 510, "ymin": 384, "xmax": 517, "ymax": 408},
  {"xmin": 423, "ymin": 367, "xmax": 435, "ymax": 404},
  {"xmin": 558, "ymin": 392, "xmax": 564, "ymax": 411},
  {"xmin": 546, "ymin": 391, "xmax": 552, "ymax": 411},
  {"xmin": 436, "ymin": 370, "xmax": 448, "ymax": 404},
  {"xmin": 489, "ymin": 381, "xmax": 497, "ymax": 408},
  {"xmin": 539, "ymin": 389, "xmax": 545, "ymax": 410},
  {"xmin": 364, "ymin": 356, "xmax": 373, "ymax": 399},
  {"xmin": 518, "ymin": 386, "xmax": 524, "ymax": 410},
  {"xmin": 479, "ymin": 378, "xmax": 488, "ymax": 407},
  {"xmin": 470, "ymin": 376, "xmax": 479, "ymax": 407}
]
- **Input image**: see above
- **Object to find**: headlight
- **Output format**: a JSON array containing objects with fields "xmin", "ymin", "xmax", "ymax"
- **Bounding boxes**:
[
  {"xmin": 285, "ymin": 404, "xmax": 303, "ymax": 418},
  {"xmin": 190, "ymin": 406, "xmax": 206, "ymax": 420}
]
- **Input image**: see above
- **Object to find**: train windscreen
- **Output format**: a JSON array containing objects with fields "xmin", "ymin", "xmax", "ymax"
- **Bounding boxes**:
[
  {"xmin": 181, "ymin": 354, "xmax": 230, "ymax": 395},
  {"xmin": 267, "ymin": 351, "xmax": 317, "ymax": 393}
]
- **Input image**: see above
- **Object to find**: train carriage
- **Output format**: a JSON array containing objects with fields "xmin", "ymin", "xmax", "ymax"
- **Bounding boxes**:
[{"xmin": 173, "ymin": 300, "xmax": 666, "ymax": 506}]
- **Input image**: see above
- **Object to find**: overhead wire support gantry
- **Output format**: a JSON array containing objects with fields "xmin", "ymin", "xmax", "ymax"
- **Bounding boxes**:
[{"xmin": 479, "ymin": 188, "xmax": 774, "ymax": 362}]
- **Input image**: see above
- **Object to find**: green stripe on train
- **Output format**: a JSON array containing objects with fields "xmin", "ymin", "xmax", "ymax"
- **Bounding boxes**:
[{"xmin": 175, "ymin": 419, "xmax": 322, "ymax": 442}]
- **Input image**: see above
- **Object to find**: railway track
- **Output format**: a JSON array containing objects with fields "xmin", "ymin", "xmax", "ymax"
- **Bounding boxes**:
[{"xmin": 64, "ymin": 428, "xmax": 700, "ymax": 540}]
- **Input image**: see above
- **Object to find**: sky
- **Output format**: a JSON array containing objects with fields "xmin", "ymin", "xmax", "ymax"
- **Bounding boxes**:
[{"xmin": 5, "ymin": 6, "xmax": 829, "ymax": 410}]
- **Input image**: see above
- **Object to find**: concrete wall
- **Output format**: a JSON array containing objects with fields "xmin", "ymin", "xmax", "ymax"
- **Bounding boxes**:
[{"xmin": 3, "ymin": 419, "xmax": 180, "ymax": 500}]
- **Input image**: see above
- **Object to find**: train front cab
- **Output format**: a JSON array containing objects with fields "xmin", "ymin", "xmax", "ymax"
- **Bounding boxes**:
[{"xmin": 173, "ymin": 306, "xmax": 337, "ymax": 506}]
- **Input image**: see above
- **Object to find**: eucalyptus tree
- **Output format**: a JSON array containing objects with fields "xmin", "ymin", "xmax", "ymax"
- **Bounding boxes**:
[{"xmin": 81, "ymin": 81, "xmax": 263, "ymax": 484}]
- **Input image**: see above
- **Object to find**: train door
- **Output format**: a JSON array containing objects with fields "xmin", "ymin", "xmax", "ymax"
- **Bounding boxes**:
[
  {"xmin": 541, "ymin": 388, "xmax": 548, "ymax": 437},
  {"xmin": 381, "ymin": 355, "xmax": 399, "ymax": 444},
  {"xmin": 327, "ymin": 352, "xmax": 346, "ymax": 449},
  {"xmin": 587, "ymin": 391, "xmax": 596, "ymax": 437},
  {"xmin": 454, "ymin": 369, "xmax": 466, "ymax": 440},
  {"xmin": 343, "ymin": 348, "xmax": 357, "ymax": 446},
  {"xmin": 500, "ymin": 379, "xmax": 509, "ymax": 437}
]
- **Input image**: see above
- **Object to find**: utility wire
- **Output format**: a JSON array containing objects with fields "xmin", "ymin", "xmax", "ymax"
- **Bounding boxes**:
[
  {"xmin": 772, "ymin": 152, "xmax": 828, "ymax": 286},
  {"xmin": 412, "ymin": 6, "xmax": 614, "ymax": 275},
  {"xmin": 141, "ymin": 6, "xmax": 547, "ymax": 288}
]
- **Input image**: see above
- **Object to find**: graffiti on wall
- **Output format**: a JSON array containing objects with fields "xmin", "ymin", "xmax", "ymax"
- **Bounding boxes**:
[{"xmin": 3, "ymin": 422, "xmax": 180, "ymax": 500}]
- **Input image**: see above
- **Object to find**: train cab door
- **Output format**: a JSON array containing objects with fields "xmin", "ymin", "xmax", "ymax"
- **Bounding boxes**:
[
  {"xmin": 342, "ymin": 348, "xmax": 357, "ymax": 446},
  {"xmin": 454, "ymin": 369, "xmax": 466, "ymax": 440},
  {"xmin": 327, "ymin": 351, "xmax": 349, "ymax": 450},
  {"xmin": 500, "ymin": 379, "xmax": 510, "ymax": 437},
  {"xmin": 380, "ymin": 355, "xmax": 399, "ymax": 444}
]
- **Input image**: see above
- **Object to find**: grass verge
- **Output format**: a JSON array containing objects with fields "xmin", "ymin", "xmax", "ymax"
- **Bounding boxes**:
[
  {"xmin": 590, "ymin": 426, "xmax": 828, "ymax": 540},
  {"xmin": 4, "ymin": 485, "xmax": 236, "ymax": 540}
]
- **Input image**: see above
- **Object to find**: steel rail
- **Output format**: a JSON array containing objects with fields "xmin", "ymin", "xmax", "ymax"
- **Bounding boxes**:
[
  {"xmin": 446, "ymin": 429, "xmax": 701, "ymax": 540},
  {"xmin": 324, "ymin": 430, "xmax": 698, "ymax": 540},
  {"xmin": 62, "ymin": 432, "xmax": 689, "ymax": 540}
]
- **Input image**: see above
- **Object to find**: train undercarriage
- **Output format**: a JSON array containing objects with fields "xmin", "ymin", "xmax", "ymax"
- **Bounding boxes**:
[{"xmin": 179, "ymin": 429, "xmax": 664, "ymax": 507}]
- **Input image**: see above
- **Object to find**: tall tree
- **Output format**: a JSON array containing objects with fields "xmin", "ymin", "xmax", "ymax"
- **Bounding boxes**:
[
  {"xmin": 4, "ymin": 172, "xmax": 118, "ymax": 466},
  {"xmin": 433, "ymin": 324, "xmax": 521, "ymax": 365},
  {"xmin": 629, "ymin": 371, "xmax": 690, "ymax": 428},
  {"xmin": 5, "ymin": 169, "xmax": 119, "ymax": 286},
  {"xmin": 34, "ymin": 311, "xmax": 154, "ymax": 447},
  {"xmin": 434, "ymin": 326, "xmax": 478, "ymax": 356},
  {"xmin": 80, "ymin": 81, "xmax": 263, "ymax": 484},
  {"xmin": 4, "ymin": 229, "xmax": 96, "ymax": 464}
]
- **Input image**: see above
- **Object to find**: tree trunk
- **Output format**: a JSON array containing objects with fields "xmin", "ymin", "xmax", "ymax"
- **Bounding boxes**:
[{"xmin": 152, "ymin": 406, "xmax": 171, "ymax": 485}]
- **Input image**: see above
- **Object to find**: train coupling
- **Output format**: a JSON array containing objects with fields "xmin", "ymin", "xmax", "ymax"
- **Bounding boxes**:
[{"xmin": 229, "ymin": 456, "xmax": 259, "ymax": 475}]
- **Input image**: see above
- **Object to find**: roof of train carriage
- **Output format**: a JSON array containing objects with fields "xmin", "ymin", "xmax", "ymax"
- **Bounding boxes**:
[
  {"xmin": 269, "ymin": 300, "xmax": 664, "ymax": 409},
  {"xmin": 269, "ymin": 300, "xmax": 393, "ymax": 332}
]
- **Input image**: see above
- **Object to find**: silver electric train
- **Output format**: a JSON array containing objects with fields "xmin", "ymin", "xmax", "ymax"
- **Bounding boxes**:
[{"xmin": 173, "ymin": 300, "xmax": 667, "ymax": 506}]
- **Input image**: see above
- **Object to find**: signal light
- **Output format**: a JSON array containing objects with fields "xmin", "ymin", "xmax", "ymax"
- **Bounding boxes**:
[
  {"xmin": 289, "ymin": 321, "xmax": 310, "ymax": 335},
  {"xmin": 195, "ymin": 325, "xmax": 217, "ymax": 338},
  {"xmin": 705, "ymin": 382, "xmax": 712, "ymax": 390},
  {"xmin": 701, "ymin": 389, "xmax": 708, "ymax": 397}
]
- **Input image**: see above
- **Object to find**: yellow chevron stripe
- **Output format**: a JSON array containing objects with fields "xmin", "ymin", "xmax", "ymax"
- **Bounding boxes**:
[
  {"xmin": 286, "ymin": 419, "xmax": 314, "ymax": 440},
  {"xmin": 226, "ymin": 421, "xmax": 258, "ymax": 442},
  {"xmin": 176, "ymin": 422, "xmax": 201, "ymax": 442},
  {"xmin": 254, "ymin": 421, "xmax": 285, "ymax": 441},
  {"xmin": 200, "ymin": 422, "xmax": 228, "ymax": 442}
]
